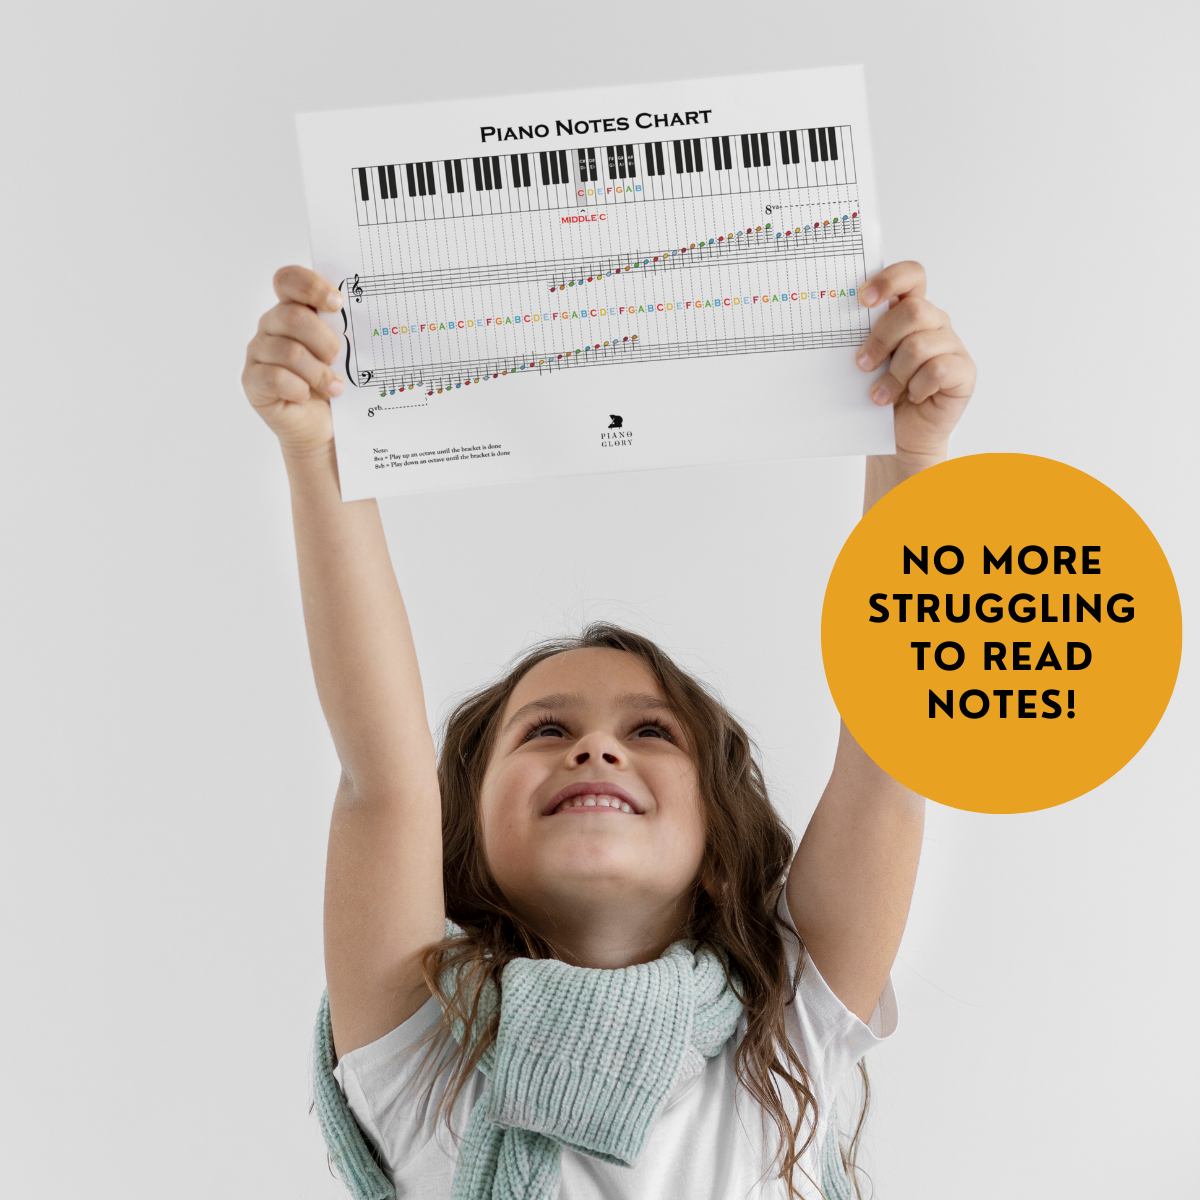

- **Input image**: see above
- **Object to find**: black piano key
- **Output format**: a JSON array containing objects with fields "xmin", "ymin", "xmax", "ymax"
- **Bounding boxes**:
[
  {"xmin": 712, "ymin": 136, "xmax": 722, "ymax": 168},
  {"xmin": 827, "ymin": 127, "xmax": 838, "ymax": 160},
  {"xmin": 617, "ymin": 144, "xmax": 627, "ymax": 178},
  {"xmin": 740, "ymin": 134, "xmax": 752, "ymax": 168},
  {"xmin": 444, "ymin": 160, "xmax": 455, "ymax": 192},
  {"xmin": 654, "ymin": 142, "xmax": 664, "ymax": 175},
  {"xmin": 539, "ymin": 151, "xmax": 550, "ymax": 185},
  {"xmin": 385, "ymin": 164, "xmax": 396, "ymax": 198},
  {"xmin": 548, "ymin": 150, "xmax": 560, "ymax": 185},
  {"xmin": 513, "ymin": 154, "xmax": 524, "ymax": 187},
  {"xmin": 481, "ymin": 156, "xmax": 493, "ymax": 189},
  {"xmin": 673, "ymin": 140, "xmax": 684, "ymax": 173},
  {"xmin": 377, "ymin": 165, "xmax": 388, "ymax": 197},
  {"xmin": 818, "ymin": 127, "xmax": 829, "ymax": 161},
  {"xmin": 789, "ymin": 130, "xmax": 800, "ymax": 164},
  {"xmin": 644, "ymin": 143, "xmax": 658, "ymax": 176},
  {"xmin": 691, "ymin": 138, "xmax": 702, "ymax": 172},
  {"xmin": 606, "ymin": 144, "xmax": 616, "ymax": 179},
  {"xmin": 558, "ymin": 149, "xmax": 569, "ymax": 182},
  {"xmin": 778, "ymin": 131, "xmax": 790, "ymax": 166},
  {"xmin": 808, "ymin": 128, "xmax": 820, "ymax": 162},
  {"xmin": 751, "ymin": 135, "xmax": 761, "ymax": 167},
  {"xmin": 682, "ymin": 138, "xmax": 694, "ymax": 172},
  {"xmin": 417, "ymin": 162, "xmax": 428, "ymax": 196},
  {"xmin": 587, "ymin": 147, "xmax": 596, "ymax": 181},
  {"xmin": 405, "ymin": 163, "xmax": 417, "ymax": 197},
  {"xmin": 759, "ymin": 133, "xmax": 770, "ymax": 166},
  {"xmin": 578, "ymin": 148, "xmax": 589, "ymax": 181},
  {"xmin": 473, "ymin": 157, "xmax": 485, "ymax": 190},
  {"xmin": 625, "ymin": 144, "xmax": 635, "ymax": 177},
  {"xmin": 520, "ymin": 154, "xmax": 530, "ymax": 186},
  {"xmin": 357, "ymin": 167, "xmax": 368, "ymax": 201},
  {"xmin": 425, "ymin": 162, "xmax": 436, "ymax": 194},
  {"xmin": 454, "ymin": 159, "xmax": 464, "ymax": 191}
]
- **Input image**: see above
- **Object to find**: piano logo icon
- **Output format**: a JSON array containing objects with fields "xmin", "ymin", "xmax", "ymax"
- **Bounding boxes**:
[{"xmin": 601, "ymin": 415, "xmax": 633, "ymax": 449}]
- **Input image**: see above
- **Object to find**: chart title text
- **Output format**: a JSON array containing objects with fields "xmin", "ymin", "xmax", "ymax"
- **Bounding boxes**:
[{"xmin": 480, "ymin": 112, "xmax": 713, "ymax": 143}]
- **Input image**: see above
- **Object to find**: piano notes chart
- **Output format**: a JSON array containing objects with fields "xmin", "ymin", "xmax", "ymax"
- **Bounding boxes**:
[{"xmin": 297, "ymin": 68, "xmax": 893, "ymax": 500}]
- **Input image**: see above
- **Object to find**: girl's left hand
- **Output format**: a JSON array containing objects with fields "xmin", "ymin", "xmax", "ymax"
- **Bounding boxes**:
[{"xmin": 854, "ymin": 261, "xmax": 976, "ymax": 457}]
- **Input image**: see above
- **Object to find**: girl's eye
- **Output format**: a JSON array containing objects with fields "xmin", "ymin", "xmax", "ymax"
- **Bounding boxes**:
[
  {"xmin": 634, "ymin": 723, "xmax": 672, "ymax": 740},
  {"xmin": 526, "ymin": 722, "xmax": 566, "ymax": 739}
]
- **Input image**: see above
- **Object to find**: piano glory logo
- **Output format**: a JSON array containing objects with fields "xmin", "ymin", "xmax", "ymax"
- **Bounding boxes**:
[
  {"xmin": 481, "ymin": 111, "xmax": 714, "ymax": 143},
  {"xmin": 602, "ymin": 414, "xmax": 632, "ymax": 448}
]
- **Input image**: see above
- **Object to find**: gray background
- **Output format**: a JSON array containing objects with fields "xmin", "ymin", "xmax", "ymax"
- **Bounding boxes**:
[{"xmin": 1, "ymin": 1, "xmax": 1195, "ymax": 1196}]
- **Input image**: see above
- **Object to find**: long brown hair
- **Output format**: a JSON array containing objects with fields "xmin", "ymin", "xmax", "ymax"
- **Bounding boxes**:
[{"xmin": 420, "ymin": 622, "xmax": 867, "ymax": 1197}]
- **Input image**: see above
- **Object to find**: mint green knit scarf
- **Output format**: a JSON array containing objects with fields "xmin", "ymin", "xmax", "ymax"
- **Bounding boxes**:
[{"xmin": 313, "ymin": 924, "xmax": 851, "ymax": 1200}]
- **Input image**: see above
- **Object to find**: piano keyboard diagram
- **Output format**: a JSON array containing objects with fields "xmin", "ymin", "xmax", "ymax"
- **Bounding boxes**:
[
  {"xmin": 338, "ymin": 125, "xmax": 869, "ymax": 401},
  {"xmin": 352, "ymin": 127, "xmax": 853, "ymax": 225}
]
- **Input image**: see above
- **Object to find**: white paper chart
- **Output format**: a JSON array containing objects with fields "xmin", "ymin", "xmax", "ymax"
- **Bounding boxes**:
[{"xmin": 296, "ymin": 67, "xmax": 893, "ymax": 500}]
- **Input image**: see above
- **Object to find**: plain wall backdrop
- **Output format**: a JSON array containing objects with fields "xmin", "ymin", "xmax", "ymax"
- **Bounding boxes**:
[{"xmin": 1, "ymin": 1, "xmax": 1195, "ymax": 1196}]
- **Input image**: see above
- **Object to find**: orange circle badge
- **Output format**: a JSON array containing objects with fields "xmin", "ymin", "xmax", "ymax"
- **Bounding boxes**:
[{"xmin": 821, "ymin": 454, "xmax": 1181, "ymax": 813}]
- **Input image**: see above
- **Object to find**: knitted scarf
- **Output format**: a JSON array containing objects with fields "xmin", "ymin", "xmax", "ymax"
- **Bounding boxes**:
[{"xmin": 313, "ymin": 925, "xmax": 851, "ymax": 1200}]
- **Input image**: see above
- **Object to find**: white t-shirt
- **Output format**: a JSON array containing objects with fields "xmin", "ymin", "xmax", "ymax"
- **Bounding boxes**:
[{"xmin": 333, "ymin": 895, "xmax": 897, "ymax": 1199}]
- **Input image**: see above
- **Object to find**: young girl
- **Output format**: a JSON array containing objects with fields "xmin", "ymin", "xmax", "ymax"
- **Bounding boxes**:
[{"xmin": 242, "ymin": 261, "xmax": 975, "ymax": 1199}]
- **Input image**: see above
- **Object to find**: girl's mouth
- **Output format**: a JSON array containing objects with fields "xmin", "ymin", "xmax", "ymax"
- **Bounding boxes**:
[
  {"xmin": 544, "ymin": 782, "xmax": 644, "ymax": 815},
  {"xmin": 552, "ymin": 793, "xmax": 637, "ymax": 815}
]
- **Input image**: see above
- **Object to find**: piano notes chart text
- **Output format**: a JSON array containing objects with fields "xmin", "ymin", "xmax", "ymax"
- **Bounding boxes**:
[{"xmin": 297, "ymin": 69, "xmax": 893, "ymax": 499}]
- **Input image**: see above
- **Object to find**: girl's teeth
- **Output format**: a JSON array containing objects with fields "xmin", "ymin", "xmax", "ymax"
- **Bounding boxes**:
[{"xmin": 554, "ymin": 794, "xmax": 637, "ymax": 813}]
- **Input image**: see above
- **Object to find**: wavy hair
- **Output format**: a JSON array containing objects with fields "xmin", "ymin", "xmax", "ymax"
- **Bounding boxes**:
[{"xmin": 419, "ymin": 622, "xmax": 868, "ymax": 1197}]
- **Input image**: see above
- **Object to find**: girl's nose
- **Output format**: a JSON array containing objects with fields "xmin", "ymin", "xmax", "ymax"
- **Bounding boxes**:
[{"xmin": 571, "ymin": 731, "xmax": 621, "ymax": 767}]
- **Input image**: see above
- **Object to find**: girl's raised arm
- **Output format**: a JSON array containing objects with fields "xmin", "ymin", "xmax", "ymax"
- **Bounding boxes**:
[
  {"xmin": 786, "ymin": 261, "xmax": 976, "ymax": 1023},
  {"xmin": 243, "ymin": 267, "xmax": 444, "ymax": 1057}
]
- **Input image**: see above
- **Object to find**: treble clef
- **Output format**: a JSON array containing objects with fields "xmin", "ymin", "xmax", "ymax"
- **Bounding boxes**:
[{"xmin": 351, "ymin": 273, "xmax": 363, "ymax": 303}]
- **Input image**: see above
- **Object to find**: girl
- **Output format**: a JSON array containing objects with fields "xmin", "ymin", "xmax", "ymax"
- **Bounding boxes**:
[{"xmin": 242, "ymin": 260, "xmax": 975, "ymax": 1199}]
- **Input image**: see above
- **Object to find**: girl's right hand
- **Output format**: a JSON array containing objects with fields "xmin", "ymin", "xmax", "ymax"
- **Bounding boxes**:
[{"xmin": 242, "ymin": 266, "xmax": 346, "ymax": 456}]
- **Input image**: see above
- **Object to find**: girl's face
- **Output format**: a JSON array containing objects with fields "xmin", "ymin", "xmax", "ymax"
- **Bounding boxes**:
[{"xmin": 479, "ymin": 648, "xmax": 706, "ymax": 961}]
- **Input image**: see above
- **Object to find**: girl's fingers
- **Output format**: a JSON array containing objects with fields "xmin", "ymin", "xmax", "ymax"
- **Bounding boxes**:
[
  {"xmin": 273, "ymin": 264, "xmax": 344, "ymax": 313},
  {"xmin": 855, "ymin": 295, "xmax": 947, "ymax": 370},
  {"xmin": 243, "ymin": 361, "xmax": 312, "ymax": 408},
  {"xmin": 259, "ymin": 301, "xmax": 342, "ymax": 364},
  {"xmin": 905, "ymin": 352, "xmax": 976, "ymax": 405},
  {"xmin": 254, "ymin": 334, "xmax": 343, "ymax": 397},
  {"xmin": 872, "ymin": 351, "xmax": 975, "ymax": 409},
  {"xmin": 883, "ymin": 327, "xmax": 961, "ymax": 390},
  {"xmin": 857, "ymin": 260, "xmax": 926, "ymax": 308}
]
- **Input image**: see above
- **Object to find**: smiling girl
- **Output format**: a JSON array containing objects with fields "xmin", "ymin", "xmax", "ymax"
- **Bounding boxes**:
[{"xmin": 242, "ymin": 260, "xmax": 975, "ymax": 1199}]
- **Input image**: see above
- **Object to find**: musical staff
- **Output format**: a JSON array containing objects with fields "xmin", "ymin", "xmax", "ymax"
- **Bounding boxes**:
[
  {"xmin": 343, "ymin": 215, "xmax": 860, "ymax": 303},
  {"xmin": 359, "ymin": 327, "xmax": 862, "ymax": 399},
  {"xmin": 364, "ymin": 335, "xmax": 642, "ymax": 397}
]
